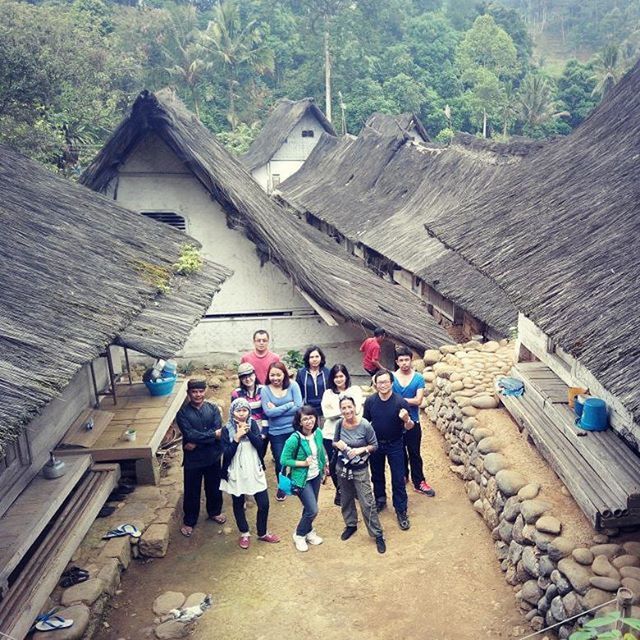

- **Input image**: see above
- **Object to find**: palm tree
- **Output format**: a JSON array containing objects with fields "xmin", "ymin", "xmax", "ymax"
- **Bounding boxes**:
[
  {"xmin": 163, "ymin": 6, "xmax": 210, "ymax": 119},
  {"xmin": 591, "ymin": 44, "xmax": 623, "ymax": 100},
  {"xmin": 203, "ymin": 0, "xmax": 274, "ymax": 129},
  {"xmin": 518, "ymin": 74, "xmax": 569, "ymax": 129}
]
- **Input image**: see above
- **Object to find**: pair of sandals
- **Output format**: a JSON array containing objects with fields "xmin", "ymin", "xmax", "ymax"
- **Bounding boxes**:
[
  {"xmin": 34, "ymin": 609, "xmax": 74, "ymax": 632},
  {"xmin": 59, "ymin": 566, "xmax": 89, "ymax": 588},
  {"xmin": 181, "ymin": 513, "xmax": 227, "ymax": 537}
]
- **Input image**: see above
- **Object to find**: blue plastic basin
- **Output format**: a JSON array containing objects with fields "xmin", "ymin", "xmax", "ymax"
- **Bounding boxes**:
[{"xmin": 144, "ymin": 375, "xmax": 177, "ymax": 397}]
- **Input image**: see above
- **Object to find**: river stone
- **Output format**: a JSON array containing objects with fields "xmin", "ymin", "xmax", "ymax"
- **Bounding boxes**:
[
  {"xmin": 450, "ymin": 380, "xmax": 464, "ymax": 392},
  {"xmin": 482, "ymin": 453, "xmax": 508, "ymax": 476},
  {"xmin": 495, "ymin": 541, "xmax": 509, "ymax": 561},
  {"xmin": 33, "ymin": 605, "xmax": 90, "ymax": 640},
  {"xmin": 153, "ymin": 592, "xmax": 186, "ymax": 616},
  {"xmin": 466, "ymin": 481, "xmax": 481, "ymax": 502},
  {"xmin": 621, "ymin": 578, "xmax": 640, "ymax": 603},
  {"xmin": 551, "ymin": 572, "xmax": 572, "ymax": 597},
  {"xmin": 472, "ymin": 427, "xmax": 494, "ymax": 442},
  {"xmin": 533, "ymin": 530, "xmax": 557, "ymax": 553},
  {"xmin": 462, "ymin": 405, "xmax": 479, "ymax": 416},
  {"xmin": 503, "ymin": 496, "xmax": 521, "ymax": 522},
  {"xmin": 184, "ymin": 592, "xmax": 207, "ymax": 609},
  {"xmin": 589, "ymin": 576, "xmax": 621, "ymax": 591},
  {"xmin": 498, "ymin": 520, "xmax": 513, "ymax": 544},
  {"xmin": 539, "ymin": 555, "xmax": 555, "ymax": 578},
  {"xmin": 517, "ymin": 483, "xmax": 541, "ymax": 501},
  {"xmin": 572, "ymin": 548, "xmax": 594, "ymax": 566},
  {"xmin": 473, "ymin": 499, "xmax": 483, "ymax": 514},
  {"xmin": 537, "ymin": 594, "xmax": 550, "ymax": 614},
  {"xmin": 580, "ymin": 588, "xmax": 613, "ymax": 610},
  {"xmin": 424, "ymin": 350, "xmax": 442, "ymax": 365},
  {"xmin": 592, "ymin": 555, "xmax": 620, "ymax": 579},
  {"xmin": 548, "ymin": 537, "xmax": 575, "ymax": 561},
  {"xmin": 496, "ymin": 470, "xmax": 527, "ymax": 497},
  {"xmin": 521, "ymin": 580, "xmax": 543, "ymax": 605},
  {"xmin": 612, "ymin": 554, "xmax": 640, "ymax": 569},
  {"xmin": 590, "ymin": 544, "xmax": 622, "ymax": 559},
  {"xmin": 477, "ymin": 437, "xmax": 501, "ymax": 455},
  {"xmin": 155, "ymin": 620, "xmax": 193, "ymax": 640},
  {"xmin": 471, "ymin": 395, "xmax": 499, "ymax": 410},
  {"xmin": 623, "ymin": 541, "xmax": 640, "ymax": 556},
  {"xmin": 522, "ymin": 546, "xmax": 540, "ymax": 578},
  {"xmin": 512, "ymin": 515, "xmax": 526, "ymax": 544},
  {"xmin": 620, "ymin": 566, "xmax": 640, "ymax": 581},
  {"xmin": 536, "ymin": 516, "xmax": 562, "ymax": 535},
  {"xmin": 520, "ymin": 500, "xmax": 551, "ymax": 524},
  {"xmin": 463, "ymin": 417, "xmax": 480, "ymax": 431},
  {"xmin": 557, "ymin": 558, "xmax": 592, "ymax": 595},
  {"xmin": 593, "ymin": 534, "xmax": 609, "ymax": 544},
  {"xmin": 550, "ymin": 595, "xmax": 567, "ymax": 622},
  {"xmin": 562, "ymin": 592, "xmax": 583, "ymax": 618},
  {"xmin": 509, "ymin": 540, "xmax": 524, "ymax": 565},
  {"xmin": 433, "ymin": 363, "xmax": 456, "ymax": 379}
]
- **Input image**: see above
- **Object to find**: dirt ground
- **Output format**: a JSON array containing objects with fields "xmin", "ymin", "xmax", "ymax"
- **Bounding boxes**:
[{"xmin": 93, "ymin": 375, "xmax": 542, "ymax": 640}]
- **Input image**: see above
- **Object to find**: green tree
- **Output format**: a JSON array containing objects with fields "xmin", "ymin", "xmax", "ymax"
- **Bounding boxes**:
[
  {"xmin": 557, "ymin": 59, "xmax": 598, "ymax": 128},
  {"xmin": 517, "ymin": 73, "xmax": 569, "ymax": 135},
  {"xmin": 591, "ymin": 44, "xmax": 624, "ymax": 100},
  {"xmin": 463, "ymin": 67, "xmax": 507, "ymax": 136}
]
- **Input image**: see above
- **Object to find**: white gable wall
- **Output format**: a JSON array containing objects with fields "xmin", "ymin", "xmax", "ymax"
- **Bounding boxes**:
[{"xmin": 111, "ymin": 134, "xmax": 364, "ymax": 373}]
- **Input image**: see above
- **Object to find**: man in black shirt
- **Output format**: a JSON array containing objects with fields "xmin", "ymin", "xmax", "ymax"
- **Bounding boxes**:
[
  {"xmin": 176, "ymin": 378, "xmax": 226, "ymax": 537},
  {"xmin": 363, "ymin": 369, "xmax": 414, "ymax": 530}
]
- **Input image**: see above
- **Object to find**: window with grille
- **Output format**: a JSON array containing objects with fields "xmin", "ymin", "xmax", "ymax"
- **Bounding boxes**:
[
  {"xmin": 141, "ymin": 211, "xmax": 186, "ymax": 231},
  {"xmin": 301, "ymin": 130, "xmax": 315, "ymax": 138}
]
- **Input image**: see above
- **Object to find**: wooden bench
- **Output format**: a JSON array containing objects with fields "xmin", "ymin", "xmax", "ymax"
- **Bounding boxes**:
[
  {"xmin": 0, "ymin": 462, "xmax": 119, "ymax": 639},
  {"xmin": 502, "ymin": 362, "xmax": 640, "ymax": 530}
]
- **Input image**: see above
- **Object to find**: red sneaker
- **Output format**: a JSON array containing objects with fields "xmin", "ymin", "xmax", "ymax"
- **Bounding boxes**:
[
  {"xmin": 238, "ymin": 535, "xmax": 250, "ymax": 549},
  {"xmin": 415, "ymin": 481, "xmax": 436, "ymax": 497},
  {"xmin": 258, "ymin": 532, "xmax": 281, "ymax": 543}
]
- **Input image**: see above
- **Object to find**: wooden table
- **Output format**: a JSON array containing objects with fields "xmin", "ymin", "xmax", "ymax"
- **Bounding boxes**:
[{"xmin": 56, "ymin": 379, "xmax": 187, "ymax": 484}]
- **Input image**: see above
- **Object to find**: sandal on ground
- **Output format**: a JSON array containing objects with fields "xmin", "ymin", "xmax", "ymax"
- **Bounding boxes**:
[
  {"xmin": 103, "ymin": 523, "xmax": 141, "ymax": 539},
  {"xmin": 275, "ymin": 489, "xmax": 287, "ymax": 502},
  {"xmin": 257, "ymin": 533, "xmax": 280, "ymax": 543},
  {"xmin": 59, "ymin": 567, "xmax": 89, "ymax": 588},
  {"xmin": 97, "ymin": 505, "xmax": 116, "ymax": 518},
  {"xmin": 209, "ymin": 513, "xmax": 227, "ymax": 524},
  {"xmin": 34, "ymin": 610, "xmax": 74, "ymax": 632},
  {"xmin": 238, "ymin": 534, "xmax": 250, "ymax": 549},
  {"xmin": 117, "ymin": 482, "xmax": 136, "ymax": 494},
  {"xmin": 180, "ymin": 525, "xmax": 194, "ymax": 537}
]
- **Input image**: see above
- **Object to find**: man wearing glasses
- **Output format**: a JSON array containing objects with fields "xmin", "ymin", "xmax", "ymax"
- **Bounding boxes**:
[{"xmin": 363, "ymin": 369, "xmax": 414, "ymax": 530}]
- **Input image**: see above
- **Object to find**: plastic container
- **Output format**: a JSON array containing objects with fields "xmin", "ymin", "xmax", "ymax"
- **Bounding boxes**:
[
  {"xmin": 144, "ymin": 375, "xmax": 177, "ymax": 397},
  {"xmin": 574, "ymin": 394, "xmax": 589, "ymax": 419},
  {"xmin": 162, "ymin": 360, "xmax": 178, "ymax": 378},
  {"xmin": 579, "ymin": 397, "xmax": 608, "ymax": 431}
]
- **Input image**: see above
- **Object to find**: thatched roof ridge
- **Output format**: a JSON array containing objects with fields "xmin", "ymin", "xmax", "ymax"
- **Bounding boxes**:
[
  {"xmin": 241, "ymin": 98, "xmax": 337, "ymax": 171},
  {"xmin": 279, "ymin": 127, "xmax": 536, "ymax": 334},
  {"xmin": 365, "ymin": 112, "xmax": 431, "ymax": 141},
  {"xmin": 0, "ymin": 144, "xmax": 231, "ymax": 450},
  {"xmin": 82, "ymin": 89, "xmax": 450, "ymax": 352},
  {"xmin": 425, "ymin": 60, "xmax": 640, "ymax": 421}
]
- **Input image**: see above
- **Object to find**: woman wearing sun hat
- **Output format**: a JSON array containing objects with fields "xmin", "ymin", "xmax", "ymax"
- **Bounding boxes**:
[{"xmin": 231, "ymin": 362, "xmax": 267, "ymax": 457}]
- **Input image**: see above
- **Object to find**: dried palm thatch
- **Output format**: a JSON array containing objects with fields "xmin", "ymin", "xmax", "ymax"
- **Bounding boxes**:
[
  {"xmin": 279, "ymin": 128, "xmax": 543, "ymax": 335},
  {"xmin": 426, "ymin": 60, "xmax": 640, "ymax": 423},
  {"xmin": 241, "ymin": 98, "xmax": 337, "ymax": 172},
  {"xmin": 81, "ymin": 89, "xmax": 450, "ymax": 354},
  {"xmin": 0, "ymin": 145, "xmax": 231, "ymax": 451},
  {"xmin": 365, "ymin": 112, "xmax": 431, "ymax": 141}
]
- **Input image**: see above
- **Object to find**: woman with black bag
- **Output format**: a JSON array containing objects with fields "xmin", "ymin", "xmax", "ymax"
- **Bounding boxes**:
[
  {"xmin": 333, "ymin": 396, "xmax": 386, "ymax": 554},
  {"xmin": 280, "ymin": 405, "xmax": 328, "ymax": 552}
]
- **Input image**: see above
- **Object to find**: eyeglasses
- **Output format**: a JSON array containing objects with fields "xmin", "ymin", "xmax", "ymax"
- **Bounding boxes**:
[{"xmin": 300, "ymin": 416, "xmax": 316, "ymax": 422}]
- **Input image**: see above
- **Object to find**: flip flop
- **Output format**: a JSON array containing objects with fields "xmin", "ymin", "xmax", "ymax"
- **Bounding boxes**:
[
  {"xmin": 59, "ymin": 567, "xmax": 89, "ymax": 588},
  {"xmin": 34, "ymin": 610, "xmax": 74, "ymax": 632},
  {"xmin": 103, "ymin": 524, "xmax": 141, "ymax": 539},
  {"xmin": 180, "ymin": 525, "xmax": 193, "ymax": 537},
  {"xmin": 97, "ymin": 505, "xmax": 116, "ymax": 518},
  {"xmin": 209, "ymin": 514, "xmax": 227, "ymax": 524}
]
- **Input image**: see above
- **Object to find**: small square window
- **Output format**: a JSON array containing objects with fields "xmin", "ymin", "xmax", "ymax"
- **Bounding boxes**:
[{"xmin": 301, "ymin": 130, "xmax": 315, "ymax": 138}]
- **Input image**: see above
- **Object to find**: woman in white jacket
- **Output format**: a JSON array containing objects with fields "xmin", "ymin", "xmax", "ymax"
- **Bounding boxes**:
[{"xmin": 321, "ymin": 364, "xmax": 363, "ymax": 506}]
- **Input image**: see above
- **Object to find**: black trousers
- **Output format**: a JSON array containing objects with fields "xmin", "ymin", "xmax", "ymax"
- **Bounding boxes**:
[
  {"xmin": 183, "ymin": 460, "xmax": 223, "ymax": 527},
  {"xmin": 231, "ymin": 489, "xmax": 270, "ymax": 537},
  {"xmin": 403, "ymin": 423, "xmax": 425, "ymax": 487},
  {"xmin": 323, "ymin": 438, "xmax": 339, "ymax": 491}
]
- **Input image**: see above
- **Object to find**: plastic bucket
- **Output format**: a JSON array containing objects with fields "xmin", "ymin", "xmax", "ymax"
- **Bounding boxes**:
[
  {"xmin": 579, "ymin": 397, "xmax": 608, "ymax": 431},
  {"xmin": 144, "ymin": 375, "xmax": 177, "ymax": 397},
  {"xmin": 574, "ymin": 394, "xmax": 589, "ymax": 419}
]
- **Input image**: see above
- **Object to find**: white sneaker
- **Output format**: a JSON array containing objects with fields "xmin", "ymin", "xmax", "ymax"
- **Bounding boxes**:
[
  {"xmin": 305, "ymin": 529, "xmax": 323, "ymax": 545},
  {"xmin": 292, "ymin": 533, "xmax": 308, "ymax": 552}
]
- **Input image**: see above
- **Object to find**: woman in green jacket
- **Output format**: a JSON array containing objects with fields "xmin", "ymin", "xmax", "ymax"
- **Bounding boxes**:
[{"xmin": 280, "ymin": 405, "xmax": 328, "ymax": 552}]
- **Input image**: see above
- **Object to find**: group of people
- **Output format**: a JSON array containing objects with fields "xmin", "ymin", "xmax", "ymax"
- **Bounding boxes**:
[{"xmin": 175, "ymin": 329, "xmax": 435, "ymax": 555}]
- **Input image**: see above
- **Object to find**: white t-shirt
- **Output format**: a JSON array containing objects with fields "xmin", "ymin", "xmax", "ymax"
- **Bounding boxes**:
[{"xmin": 305, "ymin": 433, "xmax": 320, "ymax": 480}]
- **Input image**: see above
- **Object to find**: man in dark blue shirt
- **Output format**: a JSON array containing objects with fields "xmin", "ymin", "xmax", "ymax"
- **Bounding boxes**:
[
  {"xmin": 363, "ymin": 369, "xmax": 414, "ymax": 530},
  {"xmin": 176, "ymin": 379, "xmax": 226, "ymax": 537}
]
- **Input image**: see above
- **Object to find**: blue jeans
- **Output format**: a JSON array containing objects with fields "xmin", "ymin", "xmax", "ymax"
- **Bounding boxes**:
[
  {"xmin": 295, "ymin": 474, "xmax": 322, "ymax": 536},
  {"xmin": 369, "ymin": 438, "xmax": 408, "ymax": 514},
  {"xmin": 268, "ymin": 432, "xmax": 291, "ymax": 479}
]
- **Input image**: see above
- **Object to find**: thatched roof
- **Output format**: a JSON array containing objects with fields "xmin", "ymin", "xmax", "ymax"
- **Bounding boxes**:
[
  {"xmin": 241, "ymin": 98, "xmax": 337, "ymax": 171},
  {"xmin": 279, "ymin": 129, "xmax": 544, "ymax": 335},
  {"xmin": 365, "ymin": 112, "xmax": 431, "ymax": 141},
  {"xmin": 0, "ymin": 144, "xmax": 231, "ymax": 451},
  {"xmin": 425, "ymin": 60, "xmax": 640, "ymax": 422},
  {"xmin": 81, "ymin": 89, "xmax": 450, "ymax": 353}
]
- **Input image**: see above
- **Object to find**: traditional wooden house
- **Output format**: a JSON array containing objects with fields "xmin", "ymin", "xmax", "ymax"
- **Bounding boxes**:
[
  {"xmin": 278, "ymin": 128, "xmax": 543, "ymax": 339},
  {"xmin": 425, "ymin": 60, "xmax": 640, "ymax": 530},
  {"xmin": 241, "ymin": 98, "xmax": 336, "ymax": 193},
  {"xmin": 365, "ymin": 112, "xmax": 431, "ymax": 142},
  {"xmin": 0, "ymin": 144, "xmax": 230, "ymax": 638},
  {"xmin": 81, "ymin": 89, "xmax": 450, "ymax": 374}
]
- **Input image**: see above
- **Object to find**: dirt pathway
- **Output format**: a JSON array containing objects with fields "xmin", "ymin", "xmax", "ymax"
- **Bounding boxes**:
[{"xmin": 96, "ymin": 412, "xmax": 525, "ymax": 640}]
